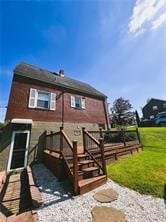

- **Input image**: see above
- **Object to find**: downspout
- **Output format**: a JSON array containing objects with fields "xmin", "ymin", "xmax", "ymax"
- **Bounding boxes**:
[
  {"xmin": 103, "ymin": 98, "xmax": 110, "ymax": 130},
  {"xmin": 61, "ymin": 91, "xmax": 65, "ymax": 128}
]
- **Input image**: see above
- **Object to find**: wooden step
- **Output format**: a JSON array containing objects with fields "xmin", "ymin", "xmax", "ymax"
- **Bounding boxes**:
[
  {"xmin": 82, "ymin": 166, "xmax": 99, "ymax": 172},
  {"xmin": 78, "ymin": 160, "xmax": 94, "ymax": 165},
  {"xmin": 78, "ymin": 160, "xmax": 94, "ymax": 170},
  {"xmin": 78, "ymin": 175, "xmax": 107, "ymax": 194},
  {"xmin": 81, "ymin": 166, "xmax": 99, "ymax": 178},
  {"xmin": 78, "ymin": 153, "xmax": 89, "ymax": 158}
]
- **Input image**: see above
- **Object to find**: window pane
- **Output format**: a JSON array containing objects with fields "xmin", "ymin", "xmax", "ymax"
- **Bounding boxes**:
[
  {"xmin": 37, "ymin": 100, "xmax": 49, "ymax": 108},
  {"xmin": 38, "ymin": 92, "xmax": 49, "ymax": 101},
  {"xmin": 75, "ymin": 97, "xmax": 81, "ymax": 108},
  {"xmin": 152, "ymin": 106, "xmax": 158, "ymax": 110},
  {"xmin": 37, "ymin": 91, "xmax": 50, "ymax": 109}
]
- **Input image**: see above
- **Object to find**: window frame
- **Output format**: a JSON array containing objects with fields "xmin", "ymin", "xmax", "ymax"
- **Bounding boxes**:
[
  {"xmin": 152, "ymin": 105, "xmax": 158, "ymax": 111},
  {"xmin": 28, "ymin": 88, "xmax": 56, "ymax": 111},
  {"xmin": 75, "ymin": 96, "xmax": 82, "ymax": 109},
  {"xmin": 36, "ymin": 90, "xmax": 50, "ymax": 110},
  {"xmin": 71, "ymin": 95, "xmax": 86, "ymax": 109},
  {"xmin": 163, "ymin": 103, "xmax": 166, "ymax": 109}
]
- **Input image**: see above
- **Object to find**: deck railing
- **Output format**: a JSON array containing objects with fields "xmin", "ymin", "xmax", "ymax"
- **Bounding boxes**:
[
  {"xmin": 88, "ymin": 128, "xmax": 141, "ymax": 148},
  {"xmin": 82, "ymin": 128, "xmax": 107, "ymax": 175},
  {"xmin": 45, "ymin": 131, "xmax": 61, "ymax": 152},
  {"xmin": 44, "ymin": 127, "xmax": 78, "ymax": 194}
]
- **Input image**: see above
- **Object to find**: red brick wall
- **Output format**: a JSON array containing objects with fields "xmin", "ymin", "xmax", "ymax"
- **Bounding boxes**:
[{"xmin": 6, "ymin": 79, "xmax": 107, "ymax": 124}]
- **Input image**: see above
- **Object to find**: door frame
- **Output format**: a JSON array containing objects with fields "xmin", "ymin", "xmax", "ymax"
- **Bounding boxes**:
[{"xmin": 7, "ymin": 130, "xmax": 30, "ymax": 171}]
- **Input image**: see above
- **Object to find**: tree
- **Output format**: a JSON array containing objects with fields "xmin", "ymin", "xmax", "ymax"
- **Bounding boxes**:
[{"xmin": 111, "ymin": 97, "xmax": 133, "ymax": 126}]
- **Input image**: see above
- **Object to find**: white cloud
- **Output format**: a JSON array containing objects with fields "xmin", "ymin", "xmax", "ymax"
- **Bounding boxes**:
[
  {"xmin": 129, "ymin": 0, "xmax": 166, "ymax": 36},
  {"xmin": 152, "ymin": 12, "xmax": 166, "ymax": 29}
]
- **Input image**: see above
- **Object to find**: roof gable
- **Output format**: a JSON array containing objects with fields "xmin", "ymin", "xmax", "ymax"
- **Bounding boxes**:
[
  {"xmin": 142, "ymin": 98, "xmax": 166, "ymax": 110},
  {"xmin": 14, "ymin": 62, "xmax": 106, "ymax": 99}
]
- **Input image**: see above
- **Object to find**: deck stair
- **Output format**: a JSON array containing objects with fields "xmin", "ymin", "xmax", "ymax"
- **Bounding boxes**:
[
  {"xmin": 65, "ymin": 152, "xmax": 107, "ymax": 194},
  {"xmin": 44, "ymin": 127, "xmax": 107, "ymax": 195}
]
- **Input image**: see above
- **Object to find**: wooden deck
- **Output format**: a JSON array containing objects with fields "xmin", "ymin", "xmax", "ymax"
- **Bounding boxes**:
[{"xmin": 43, "ymin": 127, "xmax": 143, "ymax": 195}]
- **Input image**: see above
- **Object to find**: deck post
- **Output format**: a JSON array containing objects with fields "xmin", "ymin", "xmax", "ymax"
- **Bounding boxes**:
[
  {"xmin": 121, "ymin": 129, "xmax": 126, "ymax": 147},
  {"xmin": 60, "ymin": 127, "xmax": 64, "ymax": 151},
  {"xmin": 50, "ymin": 131, "xmax": 53, "ymax": 149},
  {"xmin": 99, "ymin": 127, "xmax": 103, "ymax": 138},
  {"xmin": 136, "ymin": 128, "xmax": 141, "ymax": 144},
  {"xmin": 43, "ymin": 130, "xmax": 47, "ymax": 149},
  {"xmin": 82, "ymin": 127, "xmax": 86, "ymax": 152},
  {"xmin": 99, "ymin": 138, "xmax": 107, "ymax": 175},
  {"xmin": 73, "ymin": 140, "xmax": 78, "ymax": 195}
]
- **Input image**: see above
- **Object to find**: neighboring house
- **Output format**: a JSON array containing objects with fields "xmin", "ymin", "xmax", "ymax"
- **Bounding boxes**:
[
  {"xmin": 0, "ymin": 62, "xmax": 110, "ymax": 171},
  {"xmin": 142, "ymin": 98, "xmax": 166, "ymax": 120}
]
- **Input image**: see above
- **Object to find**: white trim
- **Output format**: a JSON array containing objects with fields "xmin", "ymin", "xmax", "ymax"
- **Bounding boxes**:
[
  {"xmin": 7, "ymin": 130, "xmax": 30, "ymax": 172},
  {"xmin": 11, "ymin": 119, "xmax": 33, "ymax": 124},
  {"xmin": 28, "ymin": 88, "xmax": 37, "ymax": 108},
  {"xmin": 71, "ymin": 95, "xmax": 76, "ymax": 107}
]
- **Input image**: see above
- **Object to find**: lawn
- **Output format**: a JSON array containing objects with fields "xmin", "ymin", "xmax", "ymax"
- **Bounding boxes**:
[{"xmin": 107, "ymin": 127, "xmax": 166, "ymax": 198}]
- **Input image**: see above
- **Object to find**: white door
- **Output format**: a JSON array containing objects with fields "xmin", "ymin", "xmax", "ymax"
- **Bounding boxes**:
[{"xmin": 7, "ymin": 131, "xmax": 30, "ymax": 171}]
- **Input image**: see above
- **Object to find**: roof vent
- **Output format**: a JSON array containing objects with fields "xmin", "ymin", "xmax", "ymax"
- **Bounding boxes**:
[{"xmin": 59, "ymin": 69, "xmax": 64, "ymax": 77}]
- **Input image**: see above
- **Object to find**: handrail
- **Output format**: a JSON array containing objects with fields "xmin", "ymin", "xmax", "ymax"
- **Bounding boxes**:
[
  {"xmin": 44, "ymin": 127, "xmax": 78, "ymax": 194},
  {"xmin": 45, "ymin": 131, "xmax": 60, "ymax": 137},
  {"xmin": 60, "ymin": 127, "xmax": 78, "ymax": 194},
  {"xmin": 89, "ymin": 129, "xmax": 138, "ymax": 134},
  {"xmin": 84, "ymin": 146, "xmax": 103, "ymax": 171},
  {"xmin": 61, "ymin": 129, "xmax": 73, "ymax": 150},
  {"xmin": 44, "ymin": 148, "xmax": 61, "ymax": 154},
  {"xmin": 90, "ymin": 128, "xmax": 140, "ymax": 147},
  {"xmin": 82, "ymin": 128, "xmax": 106, "ymax": 175},
  {"xmin": 83, "ymin": 130, "xmax": 100, "ymax": 146}
]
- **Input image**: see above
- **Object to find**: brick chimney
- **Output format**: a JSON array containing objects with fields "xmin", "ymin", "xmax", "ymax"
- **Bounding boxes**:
[{"xmin": 59, "ymin": 69, "xmax": 64, "ymax": 77}]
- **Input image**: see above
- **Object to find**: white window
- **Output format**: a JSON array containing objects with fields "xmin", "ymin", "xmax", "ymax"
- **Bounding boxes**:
[
  {"xmin": 71, "ymin": 96, "xmax": 85, "ymax": 109},
  {"xmin": 163, "ymin": 103, "xmax": 166, "ymax": 108},
  {"xmin": 37, "ymin": 91, "xmax": 50, "ymax": 109},
  {"xmin": 28, "ymin": 88, "xmax": 56, "ymax": 110},
  {"xmin": 152, "ymin": 105, "xmax": 158, "ymax": 110}
]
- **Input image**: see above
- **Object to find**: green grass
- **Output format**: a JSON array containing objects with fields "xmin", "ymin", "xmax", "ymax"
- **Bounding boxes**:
[{"xmin": 107, "ymin": 127, "xmax": 166, "ymax": 198}]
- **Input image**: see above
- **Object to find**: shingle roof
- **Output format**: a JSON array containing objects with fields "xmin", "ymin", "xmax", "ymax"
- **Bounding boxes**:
[
  {"xmin": 14, "ymin": 62, "xmax": 106, "ymax": 99},
  {"xmin": 142, "ymin": 98, "xmax": 166, "ymax": 109}
]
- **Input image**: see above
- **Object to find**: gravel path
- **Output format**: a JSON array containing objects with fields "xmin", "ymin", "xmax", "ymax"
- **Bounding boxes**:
[{"xmin": 32, "ymin": 163, "xmax": 166, "ymax": 222}]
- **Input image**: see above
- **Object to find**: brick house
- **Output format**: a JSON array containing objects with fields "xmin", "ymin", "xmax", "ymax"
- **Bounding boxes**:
[
  {"xmin": 142, "ymin": 98, "xmax": 166, "ymax": 120},
  {"xmin": 0, "ymin": 62, "xmax": 110, "ymax": 171}
]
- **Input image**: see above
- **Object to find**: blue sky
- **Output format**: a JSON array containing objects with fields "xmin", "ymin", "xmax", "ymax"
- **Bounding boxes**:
[{"xmin": 0, "ymin": 0, "xmax": 166, "ymax": 121}]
